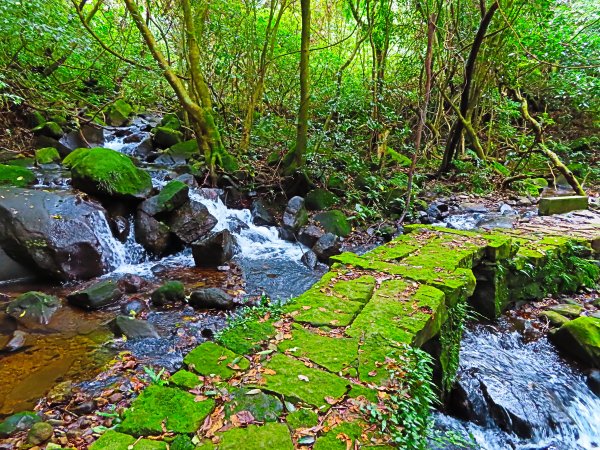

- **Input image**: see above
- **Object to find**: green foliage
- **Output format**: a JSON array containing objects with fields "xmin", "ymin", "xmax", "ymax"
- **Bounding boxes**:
[
  {"xmin": 142, "ymin": 366, "xmax": 168, "ymax": 386},
  {"xmin": 439, "ymin": 299, "xmax": 473, "ymax": 394},
  {"xmin": 364, "ymin": 345, "xmax": 436, "ymax": 449}
]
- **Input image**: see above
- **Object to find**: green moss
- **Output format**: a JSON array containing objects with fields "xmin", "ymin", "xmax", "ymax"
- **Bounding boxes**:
[
  {"xmin": 256, "ymin": 353, "xmax": 349, "ymax": 409},
  {"xmin": 168, "ymin": 140, "xmax": 198, "ymax": 159},
  {"xmin": 90, "ymin": 430, "xmax": 168, "ymax": 449},
  {"xmin": 347, "ymin": 383, "xmax": 379, "ymax": 403},
  {"xmin": 214, "ymin": 423, "xmax": 293, "ymax": 450},
  {"xmin": 168, "ymin": 370, "xmax": 202, "ymax": 390},
  {"xmin": 107, "ymin": 100, "xmax": 134, "ymax": 126},
  {"xmin": 35, "ymin": 147, "xmax": 61, "ymax": 164},
  {"xmin": 331, "ymin": 275, "xmax": 376, "ymax": 303},
  {"xmin": 286, "ymin": 408, "xmax": 318, "ymax": 429},
  {"xmin": 184, "ymin": 341, "xmax": 250, "ymax": 379},
  {"xmin": 0, "ymin": 164, "xmax": 35, "ymax": 187},
  {"xmin": 224, "ymin": 388, "xmax": 283, "ymax": 422},
  {"xmin": 305, "ymin": 189, "xmax": 339, "ymax": 210},
  {"xmin": 32, "ymin": 121, "xmax": 63, "ymax": 139},
  {"xmin": 63, "ymin": 147, "xmax": 152, "ymax": 199},
  {"xmin": 286, "ymin": 290, "xmax": 364, "ymax": 327},
  {"xmin": 118, "ymin": 385, "xmax": 215, "ymax": 436},
  {"xmin": 278, "ymin": 327, "xmax": 358, "ymax": 373},
  {"xmin": 0, "ymin": 411, "xmax": 40, "ymax": 438},
  {"xmin": 551, "ymin": 316, "xmax": 600, "ymax": 367},
  {"xmin": 154, "ymin": 180, "xmax": 188, "ymax": 212},
  {"xmin": 540, "ymin": 311, "xmax": 571, "ymax": 327},
  {"xmin": 170, "ymin": 435, "xmax": 195, "ymax": 450},
  {"xmin": 314, "ymin": 210, "xmax": 351, "ymax": 237},
  {"xmin": 218, "ymin": 320, "xmax": 276, "ymax": 354},
  {"xmin": 153, "ymin": 127, "xmax": 183, "ymax": 148},
  {"xmin": 160, "ymin": 113, "xmax": 181, "ymax": 130},
  {"xmin": 313, "ymin": 422, "xmax": 364, "ymax": 450},
  {"xmin": 151, "ymin": 281, "xmax": 185, "ymax": 306}
]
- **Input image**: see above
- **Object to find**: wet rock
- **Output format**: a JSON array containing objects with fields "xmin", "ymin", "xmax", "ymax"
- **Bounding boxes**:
[
  {"xmin": 35, "ymin": 147, "xmax": 61, "ymax": 165},
  {"xmin": 106, "ymin": 99, "xmax": 133, "ymax": 126},
  {"xmin": 32, "ymin": 121, "xmax": 64, "ymax": 139},
  {"xmin": 134, "ymin": 211, "xmax": 173, "ymax": 255},
  {"xmin": 282, "ymin": 196, "xmax": 308, "ymax": 237},
  {"xmin": 305, "ymin": 189, "xmax": 339, "ymax": 211},
  {"xmin": 427, "ymin": 202, "xmax": 449, "ymax": 221},
  {"xmin": 0, "ymin": 188, "xmax": 115, "ymax": 280},
  {"xmin": 297, "ymin": 225, "xmax": 324, "ymax": 248},
  {"xmin": 314, "ymin": 210, "xmax": 351, "ymax": 237},
  {"xmin": 499, "ymin": 203, "xmax": 515, "ymax": 215},
  {"xmin": 6, "ymin": 291, "xmax": 60, "ymax": 326},
  {"xmin": 278, "ymin": 227, "xmax": 296, "ymax": 242},
  {"xmin": 0, "ymin": 412, "xmax": 40, "ymax": 438},
  {"xmin": 110, "ymin": 315, "xmax": 160, "ymax": 339},
  {"xmin": 3, "ymin": 330, "xmax": 28, "ymax": 352},
  {"xmin": 191, "ymin": 230, "xmax": 237, "ymax": 267},
  {"xmin": 160, "ymin": 113, "xmax": 181, "ymax": 130},
  {"xmin": 109, "ymin": 215, "xmax": 130, "ymax": 242},
  {"xmin": 0, "ymin": 247, "xmax": 35, "ymax": 283},
  {"xmin": 189, "ymin": 288, "xmax": 234, "ymax": 310},
  {"xmin": 550, "ymin": 316, "xmax": 600, "ymax": 367},
  {"xmin": 174, "ymin": 173, "xmax": 199, "ymax": 189},
  {"xmin": 251, "ymin": 200, "xmax": 276, "ymax": 227},
  {"xmin": 67, "ymin": 280, "xmax": 123, "ymax": 310},
  {"xmin": 63, "ymin": 147, "xmax": 153, "ymax": 200},
  {"xmin": 301, "ymin": 250, "xmax": 319, "ymax": 270},
  {"xmin": 140, "ymin": 180, "xmax": 189, "ymax": 216},
  {"xmin": 312, "ymin": 233, "xmax": 341, "ymax": 263},
  {"xmin": 117, "ymin": 274, "xmax": 147, "ymax": 294},
  {"xmin": 539, "ymin": 310, "xmax": 570, "ymax": 327},
  {"xmin": 548, "ymin": 303, "xmax": 583, "ymax": 318},
  {"xmin": 27, "ymin": 421, "xmax": 53, "ymax": 445},
  {"xmin": 70, "ymin": 400, "xmax": 96, "ymax": 415},
  {"xmin": 152, "ymin": 126, "xmax": 183, "ymax": 149},
  {"xmin": 60, "ymin": 125, "xmax": 104, "ymax": 151},
  {"xmin": 120, "ymin": 299, "xmax": 148, "ymax": 316},
  {"xmin": 47, "ymin": 381, "xmax": 74, "ymax": 405},
  {"xmin": 132, "ymin": 136, "xmax": 154, "ymax": 159},
  {"xmin": 459, "ymin": 202, "xmax": 489, "ymax": 213},
  {"xmin": 151, "ymin": 281, "xmax": 185, "ymax": 307},
  {"xmin": 588, "ymin": 369, "xmax": 600, "ymax": 397},
  {"xmin": 228, "ymin": 217, "xmax": 249, "ymax": 234},
  {"xmin": 168, "ymin": 200, "xmax": 218, "ymax": 244}
]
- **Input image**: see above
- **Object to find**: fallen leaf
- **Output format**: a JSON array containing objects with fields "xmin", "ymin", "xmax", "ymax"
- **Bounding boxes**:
[{"xmin": 298, "ymin": 375, "xmax": 310, "ymax": 382}]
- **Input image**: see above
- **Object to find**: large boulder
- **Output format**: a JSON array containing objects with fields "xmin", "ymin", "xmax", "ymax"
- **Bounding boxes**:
[
  {"xmin": 314, "ymin": 210, "xmax": 351, "ymax": 237},
  {"xmin": 305, "ymin": 189, "xmax": 339, "ymax": 211},
  {"xmin": 0, "ymin": 188, "xmax": 118, "ymax": 280},
  {"xmin": 168, "ymin": 200, "xmax": 217, "ymax": 244},
  {"xmin": 151, "ymin": 281, "xmax": 185, "ymax": 307},
  {"xmin": 60, "ymin": 124, "xmax": 104, "ymax": 151},
  {"xmin": 134, "ymin": 211, "xmax": 173, "ymax": 255},
  {"xmin": 67, "ymin": 279, "xmax": 123, "ymax": 310},
  {"xmin": 110, "ymin": 315, "xmax": 159, "ymax": 339},
  {"xmin": 32, "ymin": 122, "xmax": 64, "ymax": 140},
  {"xmin": 63, "ymin": 147, "xmax": 153, "ymax": 200},
  {"xmin": 191, "ymin": 230, "xmax": 237, "ymax": 267},
  {"xmin": 189, "ymin": 288, "xmax": 234, "ymax": 310},
  {"xmin": 312, "ymin": 233, "xmax": 341, "ymax": 262},
  {"xmin": 251, "ymin": 200, "xmax": 276, "ymax": 227},
  {"xmin": 106, "ymin": 99, "xmax": 133, "ymax": 126},
  {"xmin": 140, "ymin": 180, "xmax": 189, "ymax": 216},
  {"xmin": 550, "ymin": 316, "xmax": 600, "ymax": 367},
  {"xmin": 282, "ymin": 196, "xmax": 308, "ymax": 235},
  {"xmin": 152, "ymin": 127, "xmax": 183, "ymax": 149},
  {"xmin": 6, "ymin": 291, "xmax": 60, "ymax": 327}
]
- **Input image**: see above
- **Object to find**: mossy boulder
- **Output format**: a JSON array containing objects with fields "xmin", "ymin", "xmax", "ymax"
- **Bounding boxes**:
[
  {"xmin": 155, "ymin": 181, "xmax": 189, "ymax": 213},
  {"xmin": 67, "ymin": 280, "xmax": 123, "ymax": 310},
  {"xmin": 27, "ymin": 421, "xmax": 53, "ymax": 445},
  {"xmin": 184, "ymin": 341, "xmax": 249, "ymax": 378},
  {"xmin": 28, "ymin": 110, "xmax": 45, "ymax": 128},
  {"xmin": 314, "ymin": 210, "xmax": 351, "ymax": 237},
  {"xmin": 540, "ymin": 310, "xmax": 570, "ymax": 327},
  {"xmin": 0, "ymin": 411, "xmax": 40, "ymax": 438},
  {"xmin": 6, "ymin": 291, "xmax": 60, "ymax": 326},
  {"xmin": 305, "ymin": 189, "xmax": 339, "ymax": 210},
  {"xmin": 551, "ymin": 316, "xmax": 600, "ymax": 367},
  {"xmin": 169, "ymin": 370, "xmax": 202, "ymax": 390},
  {"xmin": 548, "ymin": 303, "xmax": 583, "ymax": 318},
  {"xmin": 90, "ymin": 430, "xmax": 168, "ymax": 449},
  {"xmin": 119, "ymin": 385, "xmax": 215, "ymax": 435},
  {"xmin": 160, "ymin": 113, "xmax": 182, "ymax": 130},
  {"xmin": 35, "ymin": 147, "xmax": 61, "ymax": 165},
  {"xmin": 32, "ymin": 121, "xmax": 64, "ymax": 139},
  {"xmin": 151, "ymin": 281, "xmax": 185, "ymax": 307},
  {"xmin": 107, "ymin": 99, "xmax": 134, "ymax": 126},
  {"xmin": 153, "ymin": 127, "xmax": 183, "ymax": 149},
  {"xmin": 0, "ymin": 164, "xmax": 35, "ymax": 187},
  {"xmin": 63, "ymin": 147, "xmax": 153, "ymax": 200}
]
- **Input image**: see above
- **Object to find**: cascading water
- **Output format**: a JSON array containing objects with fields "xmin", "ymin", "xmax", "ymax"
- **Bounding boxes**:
[{"xmin": 434, "ymin": 322, "xmax": 600, "ymax": 450}]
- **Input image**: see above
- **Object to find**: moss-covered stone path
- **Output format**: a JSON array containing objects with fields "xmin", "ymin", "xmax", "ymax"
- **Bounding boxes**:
[{"xmin": 91, "ymin": 222, "xmax": 600, "ymax": 449}]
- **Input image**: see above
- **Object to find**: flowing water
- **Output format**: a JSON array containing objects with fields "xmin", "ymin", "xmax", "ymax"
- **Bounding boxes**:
[
  {"xmin": 0, "ymin": 122, "xmax": 319, "ymax": 416},
  {"xmin": 434, "ymin": 321, "xmax": 600, "ymax": 450}
]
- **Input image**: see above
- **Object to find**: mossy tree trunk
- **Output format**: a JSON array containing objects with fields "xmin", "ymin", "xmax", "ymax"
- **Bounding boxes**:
[{"xmin": 122, "ymin": 0, "xmax": 237, "ymax": 184}]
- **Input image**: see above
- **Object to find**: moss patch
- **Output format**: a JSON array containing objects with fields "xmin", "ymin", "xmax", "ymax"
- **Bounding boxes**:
[
  {"xmin": 314, "ymin": 210, "xmax": 351, "ymax": 237},
  {"xmin": 90, "ymin": 430, "xmax": 168, "ymax": 449},
  {"xmin": 217, "ymin": 320, "xmax": 276, "ymax": 355},
  {"xmin": 169, "ymin": 370, "xmax": 202, "ymax": 390},
  {"xmin": 286, "ymin": 408, "xmax": 318, "ymax": 429},
  {"xmin": 184, "ymin": 341, "xmax": 250, "ymax": 379},
  {"xmin": 118, "ymin": 385, "xmax": 215, "ymax": 436},
  {"xmin": 213, "ymin": 422, "xmax": 293, "ymax": 450},
  {"xmin": 256, "ymin": 354, "xmax": 349, "ymax": 409},
  {"xmin": 313, "ymin": 422, "xmax": 364, "ymax": 450},
  {"xmin": 278, "ymin": 327, "xmax": 358, "ymax": 373},
  {"xmin": 551, "ymin": 316, "xmax": 600, "ymax": 367},
  {"xmin": 35, "ymin": 147, "xmax": 61, "ymax": 164},
  {"xmin": 0, "ymin": 164, "xmax": 35, "ymax": 187},
  {"xmin": 63, "ymin": 147, "xmax": 152, "ymax": 199}
]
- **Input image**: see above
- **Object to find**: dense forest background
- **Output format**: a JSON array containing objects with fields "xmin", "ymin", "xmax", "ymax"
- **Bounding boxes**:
[{"xmin": 1, "ymin": 0, "xmax": 598, "ymax": 221}]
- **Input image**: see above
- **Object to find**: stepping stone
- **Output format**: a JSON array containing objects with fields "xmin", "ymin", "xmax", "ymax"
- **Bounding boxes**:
[
  {"xmin": 90, "ymin": 430, "xmax": 167, "ymax": 449},
  {"xmin": 197, "ymin": 422, "xmax": 293, "ymax": 450},
  {"xmin": 184, "ymin": 341, "xmax": 250, "ymax": 379},
  {"xmin": 539, "ymin": 196, "xmax": 588, "ymax": 216}
]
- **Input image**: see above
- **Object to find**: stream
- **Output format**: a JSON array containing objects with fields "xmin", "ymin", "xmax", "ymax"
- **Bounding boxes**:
[{"xmin": 1, "ymin": 118, "xmax": 599, "ymax": 449}]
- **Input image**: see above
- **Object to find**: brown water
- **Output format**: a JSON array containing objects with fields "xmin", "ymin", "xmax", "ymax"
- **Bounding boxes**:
[{"xmin": 0, "ymin": 281, "xmax": 114, "ymax": 418}]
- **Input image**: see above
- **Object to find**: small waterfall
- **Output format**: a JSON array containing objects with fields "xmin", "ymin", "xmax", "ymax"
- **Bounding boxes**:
[{"xmin": 435, "ymin": 323, "xmax": 600, "ymax": 450}]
